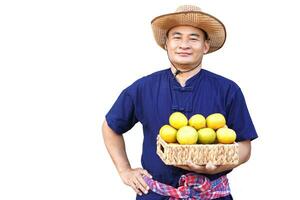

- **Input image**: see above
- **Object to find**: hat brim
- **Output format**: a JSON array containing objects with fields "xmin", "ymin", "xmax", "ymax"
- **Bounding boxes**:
[{"xmin": 151, "ymin": 11, "xmax": 226, "ymax": 53}]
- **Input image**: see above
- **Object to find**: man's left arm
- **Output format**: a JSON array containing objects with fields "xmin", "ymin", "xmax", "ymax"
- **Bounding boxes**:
[{"xmin": 175, "ymin": 140, "xmax": 251, "ymax": 174}]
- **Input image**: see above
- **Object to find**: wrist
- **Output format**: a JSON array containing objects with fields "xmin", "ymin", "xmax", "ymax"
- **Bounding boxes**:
[{"xmin": 118, "ymin": 165, "xmax": 132, "ymax": 175}]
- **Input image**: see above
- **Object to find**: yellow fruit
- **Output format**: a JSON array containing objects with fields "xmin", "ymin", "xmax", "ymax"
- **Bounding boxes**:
[
  {"xmin": 176, "ymin": 126, "xmax": 198, "ymax": 145},
  {"xmin": 169, "ymin": 112, "xmax": 188, "ymax": 129},
  {"xmin": 216, "ymin": 127, "xmax": 237, "ymax": 144},
  {"xmin": 206, "ymin": 113, "xmax": 226, "ymax": 130},
  {"xmin": 159, "ymin": 125, "xmax": 177, "ymax": 143},
  {"xmin": 189, "ymin": 114, "xmax": 206, "ymax": 130},
  {"xmin": 198, "ymin": 128, "xmax": 216, "ymax": 144}
]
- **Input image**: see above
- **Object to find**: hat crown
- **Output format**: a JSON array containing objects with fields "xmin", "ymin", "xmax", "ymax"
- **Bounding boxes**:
[{"xmin": 175, "ymin": 5, "xmax": 202, "ymax": 12}]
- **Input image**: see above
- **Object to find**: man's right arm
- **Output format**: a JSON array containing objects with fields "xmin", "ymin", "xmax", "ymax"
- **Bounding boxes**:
[{"xmin": 102, "ymin": 120, "xmax": 151, "ymax": 196}]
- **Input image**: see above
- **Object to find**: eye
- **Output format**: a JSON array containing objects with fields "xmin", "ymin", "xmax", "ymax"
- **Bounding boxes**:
[{"xmin": 173, "ymin": 36, "xmax": 181, "ymax": 40}]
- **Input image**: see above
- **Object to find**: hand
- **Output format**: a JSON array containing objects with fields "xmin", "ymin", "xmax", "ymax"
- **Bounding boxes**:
[
  {"xmin": 175, "ymin": 161, "xmax": 236, "ymax": 175},
  {"xmin": 119, "ymin": 168, "xmax": 152, "ymax": 196}
]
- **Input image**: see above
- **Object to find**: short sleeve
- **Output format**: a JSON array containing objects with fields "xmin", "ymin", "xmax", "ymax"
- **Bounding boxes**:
[
  {"xmin": 105, "ymin": 89, "xmax": 138, "ymax": 135},
  {"xmin": 226, "ymin": 88, "xmax": 258, "ymax": 142}
]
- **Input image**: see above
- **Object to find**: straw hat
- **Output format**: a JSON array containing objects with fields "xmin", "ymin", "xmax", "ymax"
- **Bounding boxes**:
[{"xmin": 151, "ymin": 5, "xmax": 226, "ymax": 53}]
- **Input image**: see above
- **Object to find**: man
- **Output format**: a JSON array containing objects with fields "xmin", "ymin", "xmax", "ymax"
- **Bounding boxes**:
[{"xmin": 102, "ymin": 5, "xmax": 258, "ymax": 200}]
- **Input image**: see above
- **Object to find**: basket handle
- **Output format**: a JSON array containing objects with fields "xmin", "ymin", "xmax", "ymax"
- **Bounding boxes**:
[{"xmin": 156, "ymin": 135, "xmax": 166, "ymax": 159}]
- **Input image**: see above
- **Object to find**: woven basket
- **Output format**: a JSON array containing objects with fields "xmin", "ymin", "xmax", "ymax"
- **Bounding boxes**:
[{"xmin": 157, "ymin": 135, "xmax": 239, "ymax": 165}]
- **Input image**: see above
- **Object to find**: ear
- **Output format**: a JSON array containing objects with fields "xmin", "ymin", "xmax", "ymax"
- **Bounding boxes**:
[
  {"xmin": 203, "ymin": 40, "xmax": 210, "ymax": 54},
  {"xmin": 164, "ymin": 37, "xmax": 168, "ymax": 49}
]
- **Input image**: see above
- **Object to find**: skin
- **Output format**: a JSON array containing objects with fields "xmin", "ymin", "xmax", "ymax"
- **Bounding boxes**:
[
  {"xmin": 165, "ymin": 25, "xmax": 209, "ymax": 87},
  {"xmin": 102, "ymin": 120, "xmax": 151, "ymax": 196},
  {"xmin": 102, "ymin": 25, "xmax": 253, "ymax": 196}
]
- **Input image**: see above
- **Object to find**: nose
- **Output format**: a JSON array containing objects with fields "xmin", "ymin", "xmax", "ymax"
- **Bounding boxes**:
[{"xmin": 179, "ymin": 40, "xmax": 191, "ymax": 49}]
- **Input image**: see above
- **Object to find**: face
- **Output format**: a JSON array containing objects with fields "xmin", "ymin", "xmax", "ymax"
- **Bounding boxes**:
[{"xmin": 165, "ymin": 25, "xmax": 210, "ymax": 69}]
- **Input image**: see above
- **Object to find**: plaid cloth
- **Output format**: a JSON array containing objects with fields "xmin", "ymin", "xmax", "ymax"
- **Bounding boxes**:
[{"xmin": 143, "ymin": 173, "xmax": 230, "ymax": 200}]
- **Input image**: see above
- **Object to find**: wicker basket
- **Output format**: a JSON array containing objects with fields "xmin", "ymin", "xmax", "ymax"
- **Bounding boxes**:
[{"xmin": 156, "ymin": 135, "xmax": 239, "ymax": 165}]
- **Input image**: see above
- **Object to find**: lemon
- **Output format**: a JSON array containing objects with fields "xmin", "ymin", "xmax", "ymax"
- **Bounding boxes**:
[
  {"xmin": 169, "ymin": 112, "xmax": 188, "ymax": 129},
  {"xmin": 206, "ymin": 113, "xmax": 226, "ymax": 130},
  {"xmin": 189, "ymin": 114, "xmax": 206, "ymax": 130},
  {"xmin": 198, "ymin": 128, "xmax": 216, "ymax": 144},
  {"xmin": 216, "ymin": 127, "xmax": 237, "ymax": 144},
  {"xmin": 159, "ymin": 125, "xmax": 177, "ymax": 143},
  {"xmin": 176, "ymin": 126, "xmax": 198, "ymax": 145}
]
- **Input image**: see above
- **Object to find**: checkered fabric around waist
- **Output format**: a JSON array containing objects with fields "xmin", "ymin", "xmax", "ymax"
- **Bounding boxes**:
[{"xmin": 143, "ymin": 173, "xmax": 230, "ymax": 200}]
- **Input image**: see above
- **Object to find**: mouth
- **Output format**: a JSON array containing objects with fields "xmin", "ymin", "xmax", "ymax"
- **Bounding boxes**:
[{"xmin": 177, "ymin": 52, "xmax": 192, "ymax": 57}]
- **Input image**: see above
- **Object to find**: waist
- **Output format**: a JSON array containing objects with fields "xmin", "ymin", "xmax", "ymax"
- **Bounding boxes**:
[{"xmin": 144, "ymin": 173, "xmax": 231, "ymax": 200}]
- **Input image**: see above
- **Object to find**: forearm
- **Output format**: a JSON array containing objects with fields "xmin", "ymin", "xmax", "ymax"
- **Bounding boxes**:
[
  {"xmin": 102, "ymin": 120, "xmax": 131, "ymax": 174},
  {"xmin": 236, "ymin": 140, "xmax": 252, "ymax": 166},
  {"xmin": 102, "ymin": 120, "xmax": 152, "ymax": 195}
]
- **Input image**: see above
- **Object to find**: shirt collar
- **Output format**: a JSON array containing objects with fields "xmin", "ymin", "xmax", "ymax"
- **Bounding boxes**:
[{"xmin": 168, "ymin": 68, "xmax": 205, "ymax": 88}]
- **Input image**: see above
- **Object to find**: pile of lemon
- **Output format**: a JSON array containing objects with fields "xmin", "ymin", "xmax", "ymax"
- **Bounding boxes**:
[{"xmin": 159, "ymin": 112, "xmax": 237, "ymax": 145}]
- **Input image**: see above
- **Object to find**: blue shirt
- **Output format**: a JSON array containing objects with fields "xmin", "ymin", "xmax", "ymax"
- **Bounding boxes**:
[{"xmin": 106, "ymin": 68, "xmax": 258, "ymax": 200}]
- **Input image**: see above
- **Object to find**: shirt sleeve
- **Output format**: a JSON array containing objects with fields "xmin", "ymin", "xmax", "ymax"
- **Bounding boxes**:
[
  {"xmin": 105, "ymin": 88, "xmax": 138, "ymax": 135},
  {"xmin": 226, "ymin": 88, "xmax": 258, "ymax": 142}
]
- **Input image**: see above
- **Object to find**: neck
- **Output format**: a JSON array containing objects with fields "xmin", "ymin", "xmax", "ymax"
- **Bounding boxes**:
[
  {"xmin": 170, "ymin": 64, "xmax": 202, "ymax": 87},
  {"xmin": 171, "ymin": 64, "xmax": 202, "ymax": 79}
]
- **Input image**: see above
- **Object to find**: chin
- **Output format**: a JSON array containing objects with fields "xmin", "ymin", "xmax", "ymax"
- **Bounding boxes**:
[
  {"xmin": 174, "ymin": 60, "xmax": 194, "ymax": 65},
  {"xmin": 174, "ymin": 57, "xmax": 193, "ymax": 63}
]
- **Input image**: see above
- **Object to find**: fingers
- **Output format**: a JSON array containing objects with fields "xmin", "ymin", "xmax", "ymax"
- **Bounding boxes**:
[
  {"xmin": 128, "ymin": 169, "xmax": 150, "ymax": 196},
  {"xmin": 177, "ymin": 161, "xmax": 215, "ymax": 174},
  {"xmin": 138, "ymin": 169, "xmax": 151, "ymax": 193},
  {"xmin": 175, "ymin": 165, "xmax": 191, "ymax": 171},
  {"xmin": 205, "ymin": 162, "xmax": 217, "ymax": 171},
  {"xmin": 130, "ymin": 181, "xmax": 143, "ymax": 196},
  {"xmin": 141, "ymin": 169, "xmax": 152, "ymax": 178},
  {"xmin": 135, "ymin": 176, "xmax": 149, "ymax": 194},
  {"xmin": 187, "ymin": 161, "xmax": 206, "ymax": 171},
  {"xmin": 175, "ymin": 161, "xmax": 221, "ymax": 174}
]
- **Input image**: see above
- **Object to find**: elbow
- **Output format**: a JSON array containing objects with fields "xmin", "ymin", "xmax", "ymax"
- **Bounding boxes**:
[
  {"xmin": 102, "ymin": 119, "xmax": 109, "ymax": 139},
  {"xmin": 244, "ymin": 148, "xmax": 251, "ymax": 163}
]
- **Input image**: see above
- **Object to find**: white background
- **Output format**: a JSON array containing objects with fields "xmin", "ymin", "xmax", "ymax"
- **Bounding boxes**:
[{"xmin": 1, "ymin": 0, "xmax": 300, "ymax": 199}]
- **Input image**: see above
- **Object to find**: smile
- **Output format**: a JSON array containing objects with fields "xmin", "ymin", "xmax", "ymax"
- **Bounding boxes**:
[{"xmin": 177, "ymin": 52, "xmax": 192, "ymax": 57}]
